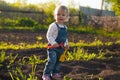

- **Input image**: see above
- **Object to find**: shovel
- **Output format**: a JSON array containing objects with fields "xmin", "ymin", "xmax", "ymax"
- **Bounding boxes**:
[
  {"xmin": 46, "ymin": 43, "xmax": 67, "ymax": 62},
  {"xmin": 59, "ymin": 49, "xmax": 67, "ymax": 62}
]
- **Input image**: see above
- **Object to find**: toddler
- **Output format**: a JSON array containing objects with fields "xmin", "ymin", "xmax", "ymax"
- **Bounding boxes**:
[{"xmin": 42, "ymin": 5, "xmax": 69, "ymax": 80}]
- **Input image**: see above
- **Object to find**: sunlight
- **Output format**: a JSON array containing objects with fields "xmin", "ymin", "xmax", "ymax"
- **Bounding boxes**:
[{"xmin": 3, "ymin": 0, "xmax": 102, "ymax": 9}]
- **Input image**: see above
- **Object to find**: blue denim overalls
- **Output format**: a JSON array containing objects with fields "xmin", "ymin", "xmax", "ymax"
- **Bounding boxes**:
[{"xmin": 43, "ymin": 22, "xmax": 68, "ymax": 77}]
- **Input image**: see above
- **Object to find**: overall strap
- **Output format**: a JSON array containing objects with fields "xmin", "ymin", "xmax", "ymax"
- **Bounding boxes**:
[
  {"xmin": 55, "ymin": 22, "xmax": 60, "ymax": 30},
  {"xmin": 55, "ymin": 22, "xmax": 66, "ymax": 29},
  {"xmin": 54, "ymin": 22, "xmax": 67, "ymax": 44}
]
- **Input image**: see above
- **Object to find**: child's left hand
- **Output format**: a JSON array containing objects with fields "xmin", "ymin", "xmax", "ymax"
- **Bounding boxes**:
[{"xmin": 64, "ymin": 45, "xmax": 69, "ymax": 50}]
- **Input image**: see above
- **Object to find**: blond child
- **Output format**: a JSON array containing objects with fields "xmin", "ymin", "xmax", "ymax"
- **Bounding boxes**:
[{"xmin": 42, "ymin": 5, "xmax": 69, "ymax": 80}]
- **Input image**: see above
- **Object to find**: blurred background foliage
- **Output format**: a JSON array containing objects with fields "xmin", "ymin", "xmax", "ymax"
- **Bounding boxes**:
[
  {"xmin": 0, "ymin": 0, "xmax": 120, "ymax": 35},
  {"xmin": 0, "ymin": 0, "xmax": 79, "ymax": 27}
]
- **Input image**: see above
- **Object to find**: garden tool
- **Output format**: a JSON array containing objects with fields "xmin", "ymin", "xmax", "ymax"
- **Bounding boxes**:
[
  {"xmin": 46, "ymin": 42, "xmax": 67, "ymax": 62},
  {"xmin": 59, "ymin": 49, "xmax": 67, "ymax": 62}
]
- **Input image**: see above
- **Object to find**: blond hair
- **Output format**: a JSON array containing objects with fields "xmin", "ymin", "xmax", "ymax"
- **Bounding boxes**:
[{"xmin": 54, "ymin": 5, "xmax": 69, "ymax": 17}]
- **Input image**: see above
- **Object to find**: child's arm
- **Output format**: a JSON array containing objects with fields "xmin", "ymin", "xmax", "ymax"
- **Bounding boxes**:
[{"xmin": 46, "ymin": 23, "xmax": 59, "ymax": 47}]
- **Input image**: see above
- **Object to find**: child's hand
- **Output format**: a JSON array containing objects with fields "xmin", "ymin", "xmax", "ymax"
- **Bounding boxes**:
[{"xmin": 64, "ymin": 45, "xmax": 69, "ymax": 50}]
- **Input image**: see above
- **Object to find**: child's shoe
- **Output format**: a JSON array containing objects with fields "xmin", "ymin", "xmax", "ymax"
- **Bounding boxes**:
[
  {"xmin": 52, "ymin": 73, "xmax": 62, "ymax": 79},
  {"xmin": 42, "ymin": 75, "xmax": 51, "ymax": 80}
]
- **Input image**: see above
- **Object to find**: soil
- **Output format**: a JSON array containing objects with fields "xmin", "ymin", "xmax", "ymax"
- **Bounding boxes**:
[{"xmin": 0, "ymin": 30, "xmax": 120, "ymax": 80}]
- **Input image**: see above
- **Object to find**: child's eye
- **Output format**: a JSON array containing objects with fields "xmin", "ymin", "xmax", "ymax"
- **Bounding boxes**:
[
  {"xmin": 62, "ymin": 14, "xmax": 65, "ymax": 16},
  {"xmin": 57, "ymin": 14, "xmax": 60, "ymax": 16},
  {"xmin": 57, "ymin": 14, "xmax": 66, "ymax": 16}
]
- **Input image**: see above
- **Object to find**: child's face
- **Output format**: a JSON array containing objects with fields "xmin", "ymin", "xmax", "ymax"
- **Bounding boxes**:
[{"xmin": 54, "ymin": 8, "xmax": 68, "ymax": 24}]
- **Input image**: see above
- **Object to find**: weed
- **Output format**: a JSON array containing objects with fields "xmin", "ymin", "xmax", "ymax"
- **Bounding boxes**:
[
  {"xmin": 66, "ymin": 47, "xmax": 106, "ymax": 61},
  {"xmin": 63, "ymin": 76, "xmax": 73, "ymax": 80}
]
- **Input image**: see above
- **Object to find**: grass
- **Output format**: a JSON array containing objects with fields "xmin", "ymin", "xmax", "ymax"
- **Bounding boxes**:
[
  {"xmin": 0, "ymin": 25, "xmax": 48, "ymax": 31},
  {"xmin": 68, "ymin": 25, "xmax": 120, "ymax": 37},
  {"xmin": 0, "ymin": 39, "xmax": 118, "ymax": 50},
  {"xmin": 0, "ymin": 38, "xmax": 120, "ymax": 50},
  {"xmin": 0, "ymin": 25, "xmax": 120, "ymax": 37},
  {"xmin": 0, "ymin": 41, "xmax": 47, "ymax": 50}
]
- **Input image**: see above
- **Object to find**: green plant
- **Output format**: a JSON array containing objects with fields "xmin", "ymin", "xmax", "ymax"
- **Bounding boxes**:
[
  {"xmin": 33, "ymin": 25, "xmax": 47, "ymax": 31},
  {"xmin": 63, "ymin": 76, "xmax": 73, "ymax": 80},
  {"xmin": 0, "ymin": 51, "xmax": 8, "ymax": 67},
  {"xmin": 0, "ymin": 42, "xmax": 47, "ymax": 50},
  {"xmin": 0, "ymin": 51, "xmax": 7, "ymax": 64},
  {"xmin": 66, "ymin": 48, "xmax": 96, "ymax": 61},
  {"xmin": 2, "ymin": 18, "xmax": 16, "ymax": 26},
  {"xmin": 0, "ymin": 51, "xmax": 18, "ymax": 69},
  {"xmin": 9, "ymin": 67, "xmax": 27, "ymax": 80},
  {"xmin": 8, "ymin": 53, "xmax": 18, "ymax": 65},
  {"xmin": 89, "ymin": 39, "xmax": 103, "ymax": 46},
  {"xmin": 116, "ymin": 39, "xmax": 120, "ymax": 44},
  {"xmin": 10, "ymin": 58, "xmax": 43, "ymax": 80},
  {"xmin": 16, "ymin": 18, "xmax": 38, "ymax": 27},
  {"xmin": 66, "ymin": 47, "xmax": 107, "ymax": 61},
  {"xmin": 9, "ymin": 54, "xmax": 45, "ymax": 80},
  {"xmin": 99, "ymin": 77, "xmax": 104, "ymax": 80},
  {"xmin": 43, "ymin": 1, "xmax": 55, "ymax": 24},
  {"xmin": 28, "ymin": 55, "xmax": 47, "ymax": 64},
  {"xmin": 97, "ymin": 50, "xmax": 106, "ymax": 59},
  {"xmin": 9, "ymin": 72, "xmax": 15, "ymax": 80}
]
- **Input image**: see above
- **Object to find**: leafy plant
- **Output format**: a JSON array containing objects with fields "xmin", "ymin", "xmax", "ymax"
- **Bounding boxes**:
[
  {"xmin": 66, "ymin": 47, "xmax": 106, "ymax": 61},
  {"xmin": 2, "ymin": 18, "xmax": 16, "ymax": 26},
  {"xmin": 8, "ymin": 53, "xmax": 18, "ymax": 65},
  {"xmin": 0, "ymin": 51, "xmax": 7, "ymax": 63},
  {"xmin": 97, "ymin": 50, "xmax": 106, "ymax": 59},
  {"xmin": 9, "ymin": 67, "xmax": 27, "ymax": 80},
  {"xmin": 0, "ymin": 42, "xmax": 47, "ymax": 50},
  {"xmin": 28, "ymin": 55, "xmax": 46, "ymax": 64},
  {"xmin": 16, "ymin": 18, "xmax": 38, "ymax": 27},
  {"xmin": 99, "ymin": 77, "xmax": 104, "ymax": 80},
  {"xmin": 63, "ymin": 76, "xmax": 73, "ymax": 80}
]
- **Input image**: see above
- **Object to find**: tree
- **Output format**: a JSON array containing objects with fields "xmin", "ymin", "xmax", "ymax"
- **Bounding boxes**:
[
  {"xmin": 39, "ymin": 1, "xmax": 56, "ymax": 24},
  {"xmin": 105, "ymin": 0, "xmax": 120, "ymax": 15}
]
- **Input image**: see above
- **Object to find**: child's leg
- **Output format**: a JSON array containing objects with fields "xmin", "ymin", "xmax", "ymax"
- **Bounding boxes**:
[
  {"xmin": 43, "ymin": 49, "xmax": 57, "ymax": 76},
  {"xmin": 52, "ymin": 61, "xmax": 61, "ymax": 74},
  {"xmin": 52, "ymin": 49, "xmax": 63, "ymax": 77}
]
